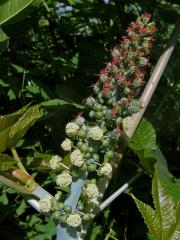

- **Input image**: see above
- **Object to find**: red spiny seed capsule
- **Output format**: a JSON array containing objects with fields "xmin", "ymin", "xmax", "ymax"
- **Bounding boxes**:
[
  {"xmin": 102, "ymin": 82, "xmax": 112, "ymax": 95},
  {"xmin": 139, "ymin": 28, "xmax": 147, "ymax": 33}
]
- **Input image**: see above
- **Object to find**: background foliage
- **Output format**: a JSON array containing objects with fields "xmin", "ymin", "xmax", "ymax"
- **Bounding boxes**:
[{"xmin": 0, "ymin": 0, "xmax": 179, "ymax": 239}]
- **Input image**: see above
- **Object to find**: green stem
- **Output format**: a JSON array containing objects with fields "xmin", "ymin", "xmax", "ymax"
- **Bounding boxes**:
[
  {"xmin": 42, "ymin": 0, "xmax": 51, "ymax": 12},
  {"xmin": 11, "ymin": 147, "xmax": 29, "ymax": 175},
  {"xmin": 0, "ymin": 175, "xmax": 32, "ymax": 194},
  {"xmin": 59, "ymin": 163, "xmax": 69, "ymax": 170}
]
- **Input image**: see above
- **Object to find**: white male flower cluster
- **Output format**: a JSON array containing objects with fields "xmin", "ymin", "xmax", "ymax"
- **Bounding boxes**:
[
  {"xmin": 84, "ymin": 183, "xmax": 99, "ymax": 200},
  {"xmin": 61, "ymin": 138, "xmax": 72, "ymax": 151},
  {"xmin": 66, "ymin": 213, "xmax": 82, "ymax": 227},
  {"xmin": 70, "ymin": 149, "xmax": 84, "ymax": 167},
  {"xmin": 65, "ymin": 122, "xmax": 79, "ymax": 135},
  {"xmin": 99, "ymin": 163, "xmax": 112, "ymax": 176},
  {"xmin": 88, "ymin": 126, "xmax": 103, "ymax": 140},
  {"xmin": 39, "ymin": 195, "xmax": 52, "ymax": 213},
  {"xmin": 49, "ymin": 155, "xmax": 62, "ymax": 170},
  {"xmin": 56, "ymin": 172, "xmax": 72, "ymax": 187}
]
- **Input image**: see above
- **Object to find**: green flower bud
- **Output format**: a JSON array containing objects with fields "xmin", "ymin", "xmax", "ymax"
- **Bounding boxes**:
[
  {"xmin": 87, "ymin": 164, "xmax": 97, "ymax": 172},
  {"xmin": 64, "ymin": 205, "xmax": 72, "ymax": 213},
  {"xmin": 102, "ymin": 139, "xmax": 110, "ymax": 147},
  {"xmin": 81, "ymin": 163, "xmax": 88, "ymax": 171},
  {"xmin": 106, "ymin": 150, "xmax": 113, "ymax": 158},
  {"xmin": 94, "ymin": 103, "xmax": 103, "ymax": 111},
  {"xmin": 85, "ymin": 152, "xmax": 91, "ymax": 158},
  {"xmin": 116, "ymin": 117, "xmax": 123, "ymax": 124},
  {"xmin": 52, "ymin": 211, "xmax": 61, "ymax": 220},
  {"xmin": 92, "ymin": 154, "xmax": 99, "ymax": 161},
  {"xmin": 91, "ymin": 178, "xmax": 97, "ymax": 184},
  {"xmin": 78, "ymin": 129, "xmax": 86, "ymax": 138},
  {"xmin": 89, "ymin": 110, "xmax": 95, "ymax": 118},
  {"xmin": 59, "ymin": 214, "xmax": 68, "ymax": 223},
  {"xmin": 95, "ymin": 111, "xmax": 104, "ymax": 119},
  {"xmin": 56, "ymin": 202, "xmax": 64, "ymax": 210},
  {"xmin": 83, "ymin": 214, "xmax": 91, "ymax": 221},
  {"xmin": 78, "ymin": 201, "xmax": 84, "ymax": 211},
  {"xmin": 80, "ymin": 143, "xmax": 89, "ymax": 152}
]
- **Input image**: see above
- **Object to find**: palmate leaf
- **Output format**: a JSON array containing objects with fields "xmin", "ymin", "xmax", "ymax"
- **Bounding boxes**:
[
  {"xmin": 0, "ymin": 0, "xmax": 41, "ymax": 26},
  {"xmin": 0, "ymin": 104, "xmax": 31, "ymax": 152},
  {"xmin": 133, "ymin": 196, "xmax": 162, "ymax": 240},
  {"xmin": 152, "ymin": 165, "xmax": 176, "ymax": 237}
]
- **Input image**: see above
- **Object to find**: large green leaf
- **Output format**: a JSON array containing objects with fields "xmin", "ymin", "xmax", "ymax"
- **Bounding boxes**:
[
  {"xmin": 8, "ymin": 105, "xmax": 42, "ymax": 148},
  {"xmin": 0, "ymin": 153, "xmax": 15, "ymax": 171},
  {"xmin": 168, "ymin": 202, "xmax": 180, "ymax": 240},
  {"xmin": 157, "ymin": 163, "xmax": 180, "ymax": 205},
  {"xmin": 0, "ymin": 0, "xmax": 40, "ymax": 26},
  {"xmin": 133, "ymin": 196, "xmax": 162, "ymax": 240},
  {"xmin": 0, "ymin": 27, "xmax": 9, "ymax": 53},
  {"xmin": 129, "ymin": 118, "xmax": 156, "ymax": 151},
  {"xmin": 129, "ymin": 118, "xmax": 157, "ymax": 173},
  {"xmin": 152, "ymin": 165, "xmax": 176, "ymax": 237}
]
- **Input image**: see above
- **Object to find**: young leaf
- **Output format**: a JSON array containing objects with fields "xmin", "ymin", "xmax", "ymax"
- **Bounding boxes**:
[
  {"xmin": 133, "ymin": 196, "xmax": 162, "ymax": 240},
  {"xmin": 0, "ymin": 104, "xmax": 31, "ymax": 152},
  {"xmin": 0, "ymin": 27, "xmax": 9, "ymax": 53},
  {"xmin": 8, "ymin": 105, "xmax": 42, "ymax": 148},
  {"xmin": 0, "ymin": 153, "xmax": 15, "ymax": 171}
]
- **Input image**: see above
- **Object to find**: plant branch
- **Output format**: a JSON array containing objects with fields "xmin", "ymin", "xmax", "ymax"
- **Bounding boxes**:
[
  {"xmin": 98, "ymin": 170, "xmax": 143, "ymax": 213},
  {"xmin": 0, "ymin": 175, "xmax": 33, "ymax": 194}
]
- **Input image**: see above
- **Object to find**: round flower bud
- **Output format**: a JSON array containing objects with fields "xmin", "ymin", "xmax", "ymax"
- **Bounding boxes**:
[
  {"xmin": 70, "ymin": 149, "xmax": 84, "ymax": 167},
  {"xmin": 74, "ymin": 116, "xmax": 85, "ymax": 126},
  {"xmin": 112, "ymin": 48, "xmax": 120, "ymax": 57},
  {"xmin": 66, "ymin": 122, "xmax": 79, "ymax": 136},
  {"xmin": 56, "ymin": 172, "xmax": 72, "ymax": 187},
  {"xmin": 88, "ymin": 126, "xmax": 103, "ymax": 140},
  {"xmin": 61, "ymin": 138, "xmax": 72, "ymax": 151},
  {"xmin": 66, "ymin": 213, "xmax": 82, "ymax": 228},
  {"xmin": 99, "ymin": 163, "xmax": 112, "ymax": 176},
  {"xmin": 85, "ymin": 97, "xmax": 96, "ymax": 106},
  {"xmin": 49, "ymin": 155, "xmax": 62, "ymax": 170},
  {"xmin": 84, "ymin": 183, "xmax": 99, "ymax": 199},
  {"xmin": 39, "ymin": 195, "xmax": 52, "ymax": 213}
]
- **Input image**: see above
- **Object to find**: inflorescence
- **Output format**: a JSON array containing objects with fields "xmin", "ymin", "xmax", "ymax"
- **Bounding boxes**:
[{"xmin": 39, "ymin": 13, "xmax": 156, "ymax": 228}]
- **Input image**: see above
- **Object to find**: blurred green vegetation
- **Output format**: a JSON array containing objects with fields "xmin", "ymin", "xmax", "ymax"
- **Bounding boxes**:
[{"xmin": 0, "ymin": 0, "xmax": 179, "ymax": 239}]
